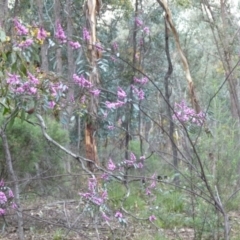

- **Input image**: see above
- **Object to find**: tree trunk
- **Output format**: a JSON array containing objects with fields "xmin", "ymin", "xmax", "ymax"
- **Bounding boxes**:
[
  {"xmin": 54, "ymin": 0, "xmax": 63, "ymax": 74},
  {"xmin": 0, "ymin": 129, "xmax": 24, "ymax": 240},
  {"xmin": 157, "ymin": 0, "xmax": 201, "ymax": 113},
  {"xmin": 84, "ymin": 0, "xmax": 101, "ymax": 171},
  {"xmin": 0, "ymin": 0, "xmax": 8, "ymax": 30},
  {"xmin": 37, "ymin": 0, "xmax": 49, "ymax": 71}
]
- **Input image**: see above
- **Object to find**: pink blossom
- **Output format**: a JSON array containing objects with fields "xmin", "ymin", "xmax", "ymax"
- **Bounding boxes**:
[
  {"xmin": 7, "ymin": 73, "xmax": 21, "ymax": 85},
  {"xmin": 14, "ymin": 19, "xmax": 28, "ymax": 35},
  {"xmin": 101, "ymin": 173, "xmax": 109, "ymax": 180},
  {"xmin": 140, "ymin": 155, "xmax": 145, "ymax": 161},
  {"xmin": 0, "ymin": 179, "xmax": 4, "ymax": 187},
  {"xmin": 8, "ymin": 189, "xmax": 14, "ymax": 198},
  {"xmin": 90, "ymin": 89, "xmax": 101, "ymax": 97},
  {"xmin": 132, "ymin": 85, "xmax": 145, "ymax": 100},
  {"xmin": 0, "ymin": 208, "xmax": 5, "ymax": 216},
  {"xmin": 88, "ymin": 177, "xmax": 97, "ymax": 192},
  {"xmin": 138, "ymin": 162, "xmax": 144, "ymax": 168},
  {"xmin": 143, "ymin": 26, "xmax": 150, "ymax": 35},
  {"xmin": 83, "ymin": 27, "xmax": 90, "ymax": 41},
  {"xmin": 95, "ymin": 42, "xmax": 103, "ymax": 51},
  {"xmin": 135, "ymin": 18, "xmax": 143, "ymax": 27},
  {"xmin": 149, "ymin": 215, "xmax": 157, "ymax": 222},
  {"xmin": 55, "ymin": 21, "xmax": 67, "ymax": 43},
  {"xmin": 48, "ymin": 101, "xmax": 56, "ymax": 109},
  {"xmin": 0, "ymin": 192, "xmax": 7, "ymax": 204},
  {"xmin": 73, "ymin": 74, "xmax": 92, "ymax": 88},
  {"xmin": 115, "ymin": 211, "xmax": 123, "ymax": 218},
  {"xmin": 133, "ymin": 77, "xmax": 148, "ymax": 85},
  {"xmin": 107, "ymin": 125, "xmax": 115, "ymax": 130},
  {"xmin": 12, "ymin": 202, "xmax": 17, "ymax": 209},
  {"xmin": 69, "ymin": 41, "xmax": 81, "ymax": 49},
  {"xmin": 28, "ymin": 72, "xmax": 39, "ymax": 85},
  {"xmin": 146, "ymin": 188, "xmax": 151, "ymax": 196},
  {"xmin": 173, "ymin": 101, "xmax": 205, "ymax": 126},
  {"xmin": 130, "ymin": 152, "xmax": 136, "ymax": 161},
  {"xmin": 101, "ymin": 190, "xmax": 108, "ymax": 200},
  {"xmin": 18, "ymin": 38, "xmax": 33, "ymax": 49},
  {"xmin": 117, "ymin": 87, "xmax": 127, "ymax": 99},
  {"xmin": 37, "ymin": 27, "xmax": 48, "ymax": 41},
  {"xmin": 108, "ymin": 158, "xmax": 116, "ymax": 171}
]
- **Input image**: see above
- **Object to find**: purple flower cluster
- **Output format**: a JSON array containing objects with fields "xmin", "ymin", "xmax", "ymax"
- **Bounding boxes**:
[
  {"xmin": 18, "ymin": 39, "xmax": 34, "ymax": 49},
  {"xmin": 69, "ymin": 41, "xmax": 81, "ymax": 49},
  {"xmin": 55, "ymin": 21, "xmax": 67, "ymax": 43},
  {"xmin": 131, "ymin": 85, "xmax": 145, "ymax": 100},
  {"xmin": 80, "ymin": 177, "xmax": 108, "ymax": 206},
  {"xmin": 0, "ymin": 179, "xmax": 17, "ymax": 216},
  {"xmin": 14, "ymin": 19, "xmax": 28, "ymax": 35},
  {"xmin": 135, "ymin": 17, "xmax": 150, "ymax": 35},
  {"xmin": 37, "ymin": 27, "xmax": 48, "ymax": 41},
  {"xmin": 7, "ymin": 72, "xmax": 39, "ymax": 95},
  {"xmin": 146, "ymin": 173, "xmax": 157, "ymax": 196},
  {"xmin": 133, "ymin": 76, "xmax": 148, "ymax": 85},
  {"xmin": 83, "ymin": 27, "xmax": 90, "ymax": 41},
  {"xmin": 173, "ymin": 101, "xmax": 205, "ymax": 126}
]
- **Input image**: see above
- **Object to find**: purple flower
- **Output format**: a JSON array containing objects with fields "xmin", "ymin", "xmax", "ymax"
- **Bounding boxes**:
[
  {"xmin": 0, "ymin": 192, "xmax": 7, "ymax": 204},
  {"xmin": 117, "ymin": 87, "xmax": 127, "ymax": 99},
  {"xmin": 14, "ymin": 19, "xmax": 28, "ymax": 35},
  {"xmin": 133, "ymin": 77, "xmax": 148, "ymax": 85},
  {"xmin": 18, "ymin": 38, "xmax": 34, "ymax": 49},
  {"xmin": 83, "ymin": 27, "xmax": 90, "ymax": 41},
  {"xmin": 0, "ymin": 208, "xmax": 5, "ymax": 216},
  {"xmin": 28, "ymin": 72, "xmax": 39, "ymax": 85},
  {"xmin": 135, "ymin": 18, "xmax": 143, "ymax": 27},
  {"xmin": 7, "ymin": 73, "xmax": 21, "ymax": 85},
  {"xmin": 130, "ymin": 152, "xmax": 136, "ymax": 161},
  {"xmin": 137, "ymin": 162, "xmax": 144, "ymax": 168},
  {"xmin": 90, "ymin": 89, "xmax": 101, "ymax": 97},
  {"xmin": 8, "ymin": 189, "xmax": 14, "ymax": 198},
  {"xmin": 107, "ymin": 125, "xmax": 115, "ymax": 130},
  {"xmin": 12, "ymin": 202, "xmax": 17, "ymax": 209},
  {"xmin": 73, "ymin": 74, "xmax": 92, "ymax": 88},
  {"xmin": 48, "ymin": 101, "xmax": 56, "ymax": 109},
  {"xmin": 143, "ymin": 26, "xmax": 150, "ymax": 35},
  {"xmin": 37, "ymin": 27, "xmax": 48, "ymax": 41},
  {"xmin": 88, "ymin": 177, "xmax": 97, "ymax": 192},
  {"xmin": 132, "ymin": 85, "xmax": 145, "ymax": 100},
  {"xmin": 108, "ymin": 158, "xmax": 116, "ymax": 171},
  {"xmin": 69, "ymin": 41, "xmax": 81, "ymax": 49},
  {"xmin": 149, "ymin": 215, "xmax": 157, "ymax": 222},
  {"xmin": 146, "ymin": 188, "xmax": 151, "ymax": 196},
  {"xmin": 115, "ymin": 211, "xmax": 123, "ymax": 218},
  {"xmin": 140, "ymin": 155, "xmax": 145, "ymax": 161},
  {"xmin": 55, "ymin": 21, "xmax": 67, "ymax": 43},
  {"xmin": 0, "ymin": 179, "xmax": 4, "ymax": 187}
]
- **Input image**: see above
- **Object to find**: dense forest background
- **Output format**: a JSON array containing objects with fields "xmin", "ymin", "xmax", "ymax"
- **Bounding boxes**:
[{"xmin": 0, "ymin": 0, "xmax": 240, "ymax": 239}]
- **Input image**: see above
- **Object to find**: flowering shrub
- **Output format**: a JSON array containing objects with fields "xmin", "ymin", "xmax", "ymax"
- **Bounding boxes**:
[
  {"xmin": 0, "ymin": 180, "xmax": 16, "ymax": 216},
  {"xmin": 173, "ymin": 100, "xmax": 205, "ymax": 126}
]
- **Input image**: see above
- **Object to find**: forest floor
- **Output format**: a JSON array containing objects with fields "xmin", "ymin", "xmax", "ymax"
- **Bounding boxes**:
[{"xmin": 0, "ymin": 198, "xmax": 240, "ymax": 240}]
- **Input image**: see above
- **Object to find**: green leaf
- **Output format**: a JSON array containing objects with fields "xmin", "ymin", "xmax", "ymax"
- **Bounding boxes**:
[{"xmin": 0, "ymin": 30, "xmax": 6, "ymax": 42}]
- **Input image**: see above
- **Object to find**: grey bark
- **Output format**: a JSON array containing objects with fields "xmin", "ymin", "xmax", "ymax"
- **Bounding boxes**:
[
  {"xmin": 0, "ymin": 128, "xmax": 24, "ymax": 240},
  {"xmin": 54, "ymin": 0, "xmax": 63, "ymax": 74},
  {"xmin": 0, "ymin": 0, "xmax": 8, "ymax": 30},
  {"xmin": 37, "ymin": 0, "xmax": 49, "ymax": 71}
]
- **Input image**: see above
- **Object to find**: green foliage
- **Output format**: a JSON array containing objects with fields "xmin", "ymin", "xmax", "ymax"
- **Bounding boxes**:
[{"xmin": 0, "ymin": 116, "xmax": 69, "ymax": 179}]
